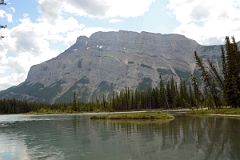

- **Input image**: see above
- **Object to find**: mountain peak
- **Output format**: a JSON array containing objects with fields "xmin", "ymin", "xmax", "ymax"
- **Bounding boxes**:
[{"xmin": 0, "ymin": 31, "xmax": 221, "ymax": 103}]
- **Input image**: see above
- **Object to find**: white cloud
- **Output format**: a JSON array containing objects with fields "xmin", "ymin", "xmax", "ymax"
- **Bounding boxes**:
[
  {"xmin": 64, "ymin": 0, "xmax": 109, "ymax": 17},
  {"xmin": 0, "ymin": 73, "xmax": 26, "ymax": 90},
  {"xmin": 109, "ymin": 18, "xmax": 123, "ymax": 23},
  {"xmin": 0, "ymin": 10, "xmax": 13, "ymax": 22},
  {"xmin": 104, "ymin": 0, "xmax": 155, "ymax": 18},
  {"xmin": 168, "ymin": 0, "xmax": 240, "ymax": 45},
  {"xmin": 0, "ymin": 0, "xmax": 155, "ymax": 90},
  {"xmin": 38, "ymin": 0, "xmax": 155, "ymax": 20},
  {"xmin": 0, "ymin": 15, "xmax": 113, "ymax": 90},
  {"xmin": 38, "ymin": 0, "xmax": 62, "ymax": 23},
  {"xmin": 10, "ymin": 7, "xmax": 15, "ymax": 13}
]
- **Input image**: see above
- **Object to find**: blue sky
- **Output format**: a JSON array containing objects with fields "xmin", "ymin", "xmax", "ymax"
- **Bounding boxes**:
[
  {"xmin": 0, "ymin": 0, "xmax": 240, "ymax": 90},
  {"xmin": 6, "ymin": 0, "xmax": 178, "ymax": 33}
]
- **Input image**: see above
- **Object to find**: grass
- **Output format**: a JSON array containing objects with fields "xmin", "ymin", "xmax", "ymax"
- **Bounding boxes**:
[
  {"xmin": 190, "ymin": 108, "xmax": 240, "ymax": 115},
  {"xmin": 27, "ymin": 108, "xmax": 74, "ymax": 115},
  {"xmin": 90, "ymin": 112, "xmax": 174, "ymax": 120},
  {"xmin": 26, "ymin": 105, "xmax": 113, "ymax": 115},
  {"xmin": 103, "ymin": 119, "xmax": 173, "ymax": 124}
]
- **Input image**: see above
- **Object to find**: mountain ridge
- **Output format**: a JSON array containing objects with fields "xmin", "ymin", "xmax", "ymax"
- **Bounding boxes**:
[{"xmin": 0, "ymin": 30, "xmax": 233, "ymax": 103}]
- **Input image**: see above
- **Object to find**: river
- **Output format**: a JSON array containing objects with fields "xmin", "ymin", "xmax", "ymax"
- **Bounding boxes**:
[{"xmin": 0, "ymin": 114, "xmax": 239, "ymax": 160}]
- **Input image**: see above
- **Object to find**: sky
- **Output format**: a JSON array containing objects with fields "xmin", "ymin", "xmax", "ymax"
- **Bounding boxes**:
[{"xmin": 0, "ymin": 0, "xmax": 240, "ymax": 90}]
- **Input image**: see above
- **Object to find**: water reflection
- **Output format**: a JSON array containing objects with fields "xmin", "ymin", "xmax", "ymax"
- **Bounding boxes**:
[
  {"xmin": 0, "ymin": 133, "xmax": 29, "ymax": 160},
  {"xmin": 92, "ymin": 116, "xmax": 240, "ymax": 160},
  {"xmin": 0, "ymin": 115, "xmax": 239, "ymax": 160}
]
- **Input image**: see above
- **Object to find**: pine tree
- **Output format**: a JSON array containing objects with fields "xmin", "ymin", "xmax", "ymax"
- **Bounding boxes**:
[
  {"xmin": 112, "ymin": 91, "xmax": 116, "ymax": 109},
  {"xmin": 179, "ymin": 80, "xmax": 189, "ymax": 108},
  {"xmin": 191, "ymin": 75, "xmax": 201, "ymax": 107},
  {"xmin": 207, "ymin": 59, "xmax": 224, "ymax": 89},
  {"xmin": 159, "ymin": 77, "xmax": 167, "ymax": 108},
  {"xmin": 188, "ymin": 85, "xmax": 195, "ymax": 107},
  {"xmin": 72, "ymin": 92, "xmax": 77, "ymax": 111},
  {"xmin": 170, "ymin": 77, "xmax": 177, "ymax": 108},
  {"xmin": 194, "ymin": 51, "xmax": 220, "ymax": 108},
  {"xmin": 220, "ymin": 37, "xmax": 240, "ymax": 107},
  {"xmin": 131, "ymin": 90, "xmax": 134, "ymax": 109},
  {"xmin": 153, "ymin": 88, "xmax": 159, "ymax": 108},
  {"xmin": 166, "ymin": 81, "xmax": 172, "ymax": 108},
  {"xmin": 194, "ymin": 36, "xmax": 240, "ymax": 108},
  {"xmin": 102, "ymin": 94, "xmax": 106, "ymax": 109}
]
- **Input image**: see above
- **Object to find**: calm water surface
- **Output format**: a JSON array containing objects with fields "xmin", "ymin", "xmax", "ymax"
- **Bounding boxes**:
[{"xmin": 0, "ymin": 114, "xmax": 240, "ymax": 160}]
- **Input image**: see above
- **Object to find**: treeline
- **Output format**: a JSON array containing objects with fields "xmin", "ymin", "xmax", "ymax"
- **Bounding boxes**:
[
  {"xmin": 110, "ymin": 77, "xmax": 205, "ymax": 111},
  {"xmin": 0, "ymin": 98, "xmax": 112, "ymax": 114},
  {"xmin": 110, "ymin": 36, "xmax": 240, "ymax": 110},
  {"xmin": 0, "ymin": 99, "xmax": 68, "ymax": 114},
  {"xmin": 109, "ymin": 75, "xmax": 224, "ymax": 111},
  {"xmin": 70, "ymin": 92, "xmax": 112, "ymax": 112}
]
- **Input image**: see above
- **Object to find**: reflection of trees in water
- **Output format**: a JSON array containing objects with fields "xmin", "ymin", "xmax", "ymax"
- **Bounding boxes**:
[
  {"xmin": 1, "ymin": 116, "xmax": 240, "ymax": 160},
  {"xmin": 227, "ymin": 119, "xmax": 240, "ymax": 160},
  {"xmin": 102, "ymin": 116, "xmax": 240, "ymax": 160}
]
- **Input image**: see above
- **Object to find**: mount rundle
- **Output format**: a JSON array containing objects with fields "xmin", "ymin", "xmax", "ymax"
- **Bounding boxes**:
[{"xmin": 0, "ymin": 30, "xmax": 225, "ymax": 103}]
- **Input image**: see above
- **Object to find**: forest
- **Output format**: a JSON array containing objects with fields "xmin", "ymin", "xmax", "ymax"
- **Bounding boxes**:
[
  {"xmin": 0, "ymin": 36, "xmax": 239, "ymax": 114},
  {"xmin": 111, "ymin": 37, "xmax": 240, "ymax": 110}
]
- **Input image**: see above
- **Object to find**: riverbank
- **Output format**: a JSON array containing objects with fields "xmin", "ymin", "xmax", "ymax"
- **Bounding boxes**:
[
  {"xmin": 190, "ymin": 108, "xmax": 240, "ymax": 115},
  {"xmin": 90, "ymin": 112, "xmax": 174, "ymax": 120},
  {"xmin": 25, "ymin": 111, "xmax": 148, "ymax": 117},
  {"xmin": 189, "ymin": 108, "xmax": 240, "ymax": 118},
  {"xmin": 26, "ymin": 107, "xmax": 112, "ymax": 115},
  {"xmin": 24, "ymin": 108, "xmax": 240, "ymax": 119}
]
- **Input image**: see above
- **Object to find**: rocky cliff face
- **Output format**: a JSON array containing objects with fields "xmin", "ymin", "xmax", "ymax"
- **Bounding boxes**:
[{"xmin": 0, "ymin": 31, "xmax": 224, "ymax": 103}]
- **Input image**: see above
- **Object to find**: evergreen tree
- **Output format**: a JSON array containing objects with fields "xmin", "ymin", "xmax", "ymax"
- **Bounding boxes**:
[
  {"xmin": 166, "ymin": 81, "xmax": 172, "ymax": 108},
  {"xmin": 112, "ymin": 91, "xmax": 116, "ymax": 109},
  {"xmin": 224, "ymin": 37, "xmax": 240, "ymax": 107},
  {"xmin": 191, "ymin": 75, "xmax": 201, "ymax": 107},
  {"xmin": 72, "ymin": 92, "xmax": 77, "ymax": 111},
  {"xmin": 130, "ymin": 90, "xmax": 134, "ymax": 109},
  {"xmin": 194, "ymin": 36, "xmax": 240, "ymax": 108},
  {"xmin": 207, "ymin": 59, "xmax": 224, "ymax": 89},
  {"xmin": 170, "ymin": 77, "xmax": 177, "ymax": 108},
  {"xmin": 194, "ymin": 51, "xmax": 220, "ymax": 108},
  {"xmin": 102, "ymin": 94, "xmax": 106, "ymax": 109},
  {"xmin": 188, "ymin": 85, "xmax": 195, "ymax": 107},
  {"xmin": 159, "ymin": 77, "xmax": 167, "ymax": 108}
]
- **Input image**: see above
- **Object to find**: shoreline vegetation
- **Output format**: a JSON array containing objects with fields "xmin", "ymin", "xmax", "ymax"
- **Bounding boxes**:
[
  {"xmin": 24, "ymin": 107, "xmax": 240, "ymax": 120},
  {"xmin": 0, "ymin": 98, "xmax": 240, "ymax": 118},
  {"xmin": 90, "ymin": 112, "xmax": 174, "ymax": 120},
  {"xmin": 28, "ymin": 108, "xmax": 240, "ymax": 118},
  {"xmin": 26, "ymin": 105, "xmax": 112, "ymax": 115},
  {"xmin": 190, "ymin": 108, "xmax": 240, "ymax": 115},
  {"xmin": 0, "ymin": 99, "xmax": 240, "ymax": 117}
]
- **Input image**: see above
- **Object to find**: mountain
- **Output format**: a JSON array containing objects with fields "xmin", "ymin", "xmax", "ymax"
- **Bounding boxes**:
[{"xmin": 0, "ymin": 31, "xmax": 227, "ymax": 103}]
